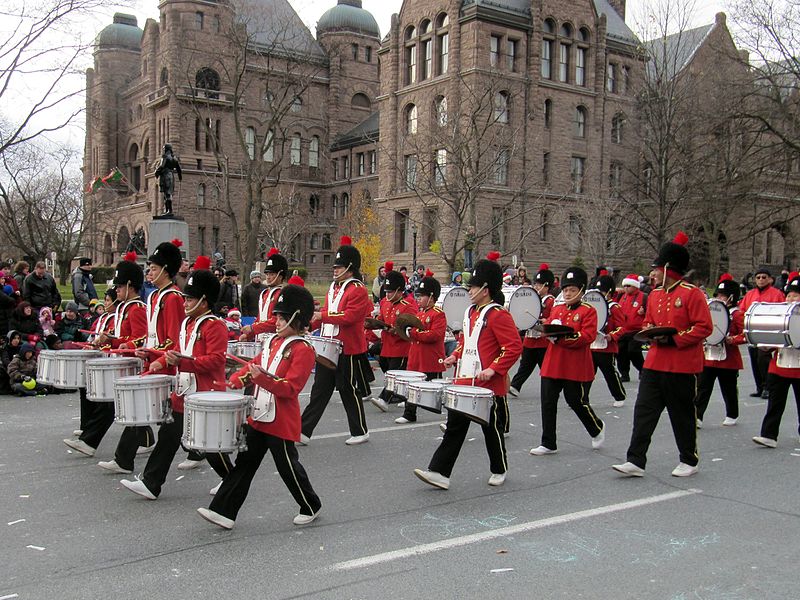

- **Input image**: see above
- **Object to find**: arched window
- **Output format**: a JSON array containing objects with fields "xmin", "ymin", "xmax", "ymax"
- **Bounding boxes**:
[
  {"xmin": 434, "ymin": 96, "xmax": 448, "ymax": 127},
  {"xmin": 310, "ymin": 233, "xmax": 319, "ymax": 250},
  {"xmin": 542, "ymin": 19, "xmax": 556, "ymax": 79},
  {"xmin": 195, "ymin": 11, "xmax": 204, "ymax": 30},
  {"xmin": 494, "ymin": 92, "xmax": 509, "ymax": 124},
  {"xmin": 309, "ymin": 195, "xmax": 320, "ymax": 215},
  {"xmin": 309, "ymin": 136, "xmax": 320, "ymax": 168},
  {"xmin": 351, "ymin": 93, "xmax": 371, "ymax": 109},
  {"xmin": 405, "ymin": 33, "xmax": 417, "ymax": 84},
  {"xmin": 574, "ymin": 106, "xmax": 587, "ymax": 138},
  {"xmin": 436, "ymin": 14, "xmax": 449, "ymax": 75},
  {"xmin": 436, "ymin": 13, "xmax": 449, "ymax": 28},
  {"xmin": 421, "ymin": 19, "xmax": 432, "ymax": 34},
  {"xmin": 341, "ymin": 193, "xmax": 350, "ymax": 216},
  {"xmin": 579, "ymin": 27, "xmax": 591, "ymax": 42},
  {"xmin": 405, "ymin": 26, "xmax": 416, "ymax": 40},
  {"xmin": 611, "ymin": 113, "xmax": 625, "ymax": 144},
  {"xmin": 291, "ymin": 96, "xmax": 303, "ymax": 113},
  {"xmin": 263, "ymin": 129, "xmax": 274, "ymax": 162},
  {"xmin": 405, "ymin": 104, "xmax": 418, "ymax": 134},
  {"xmin": 196, "ymin": 67, "xmax": 220, "ymax": 99},
  {"xmin": 290, "ymin": 134, "xmax": 301, "ymax": 165},
  {"xmin": 196, "ymin": 183, "xmax": 206, "ymax": 207},
  {"xmin": 322, "ymin": 233, "xmax": 332, "ymax": 250},
  {"xmin": 160, "ymin": 67, "xmax": 168, "ymax": 87},
  {"xmin": 245, "ymin": 126, "xmax": 256, "ymax": 159},
  {"xmin": 560, "ymin": 23, "xmax": 573, "ymax": 38},
  {"xmin": 543, "ymin": 18, "xmax": 555, "ymax": 34}
]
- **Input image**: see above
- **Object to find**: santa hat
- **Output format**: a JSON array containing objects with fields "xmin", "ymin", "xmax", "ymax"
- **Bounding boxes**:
[
  {"xmin": 227, "ymin": 308, "xmax": 241, "ymax": 318},
  {"xmin": 622, "ymin": 273, "xmax": 640, "ymax": 288}
]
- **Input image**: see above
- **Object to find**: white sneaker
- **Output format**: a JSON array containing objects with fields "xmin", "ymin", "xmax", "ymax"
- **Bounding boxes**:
[
  {"xmin": 397, "ymin": 402, "xmax": 405, "ymax": 408},
  {"xmin": 591, "ymin": 428, "xmax": 605, "ymax": 450},
  {"xmin": 529, "ymin": 445, "xmax": 557, "ymax": 456},
  {"xmin": 63, "ymin": 438, "xmax": 95, "ymax": 457},
  {"xmin": 612, "ymin": 462, "xmax": 645, "ymax": 477},
  {"xmin": 439, "ymin": 422, "xmax": 447, "ymax": 433},
  {"xmin": 209, "ymin": 481, "xmax": 222, "ymax": 495},
  {"xmin": 508, "ymin": 386, "xmax": 520, "ymax": 398},
  {"xmin": 671, "ymin": 462, "xmax": 698, "ymax": 477},
  {"xmin": 297, "ymin": 434, "xmax": 310, "ymax": 446},
  {"xmin": 370, "ymin": 397, "xmax": 389, "ymax": 412},
  {"xmin": 413, "ymin": 468, "xmax": 450, "ymax": 490},
  {"xmin": 97, "ymin": 459, "xmax": 132, "ymax": 474},
  {"xmin": 612, "ymin": 400, "xmax": 625, "ymax": 408},
  {"xmin": 752, "ymin": 436, "xmax": 777, "ymax": 448},
  {"xmin": 293, "ymin": 509, "xmax": 321, "ymax": 526},
  {"xmin": 696, "ymin": 419, "xmax": 703, "ymax": 429},
  {"xmin": 177, "ymin": 459, "xmax": 202, "ymax": 470},
  {"xmin": 120, "ymin": 478, "xmax": 157, "ymax": 500},
  {"xmin": 137, "ymin": 444, "xmax": 155, "ymax": 455},
  {"xmin": 345, "ymin": 433, "xmax": 370, "ymax": 445},
  {"xmin": 722, "ymin": 417, "xmax": 737, "ymax": 426},
  {"xmin": 72, "ymin": 429, "xmax": 83, "ymax": 436},
  {"xmin": 488, "ymin": 472, "xmax": 506, "ymax": 486},
  {"xmin": 394, "ymin": 416, "xmax": 411, "ymax": 424},
  {"xmin": 197, "ymin": 507, "xmax": 234, "ymax": 530}
]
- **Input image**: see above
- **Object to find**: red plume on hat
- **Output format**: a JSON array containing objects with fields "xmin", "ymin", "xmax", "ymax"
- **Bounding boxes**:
[
  {"xmin": 487, "ymin": 251, "xmax": 501, "ymax": 261},
  {"xmin": 425, "ymin": 269, "xmax": 434, "ymax": 277},
  {"xmin": 790, "ymin": 271, "xmax": 799, "ymax": 282},
  {"xmin": 267, "ymin": 247, "xmax": 280, "ymax": 257},
  {"xmin": 123, "ymin": 251, "xmax": 137, "ymax": 263},
  {"xmin": 193, "ymin": 255, "xmax": 211, "ymax": 270},
  {"xmin": 599, "ymin": 268, "xmax": 609, "ymax": 276},
  {"xmin": 384, "ymin": 261, "xmax": 394, "ymax": 272},
  {"xmin": 538, "ymin": 263, "xmax": 549, "ymax": 271},
  {"xmin": 340, "ymin": 235, "xmax": 352, "ymax": 246},
  {"xmin": 673, "ymin": 231, "xmax": 689, "ymax": 246},
  {"xmin": 171, "ymin": 238, "xmax": 183, "ymax": 248},
  {"xmin": 718, "ymin": 273, "xmax": 734, "ymax": 283},
  {"xmin": 288, "ymin": 274, "xmax": 305, "ymax": 286}
]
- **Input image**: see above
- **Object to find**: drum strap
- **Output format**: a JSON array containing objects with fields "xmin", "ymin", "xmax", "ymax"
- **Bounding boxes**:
[
  {"xmin": 457, "ymin": 303, "xmax": 498, "ymax": 379},
  {"xmin": 258, "ymin": 286, "xmax": 282, "ymax": 322},
  {"xmin": 146, "ymin": 288, "xmax": 181, "ymax": 348},
  {"xmin": 322, "ymin": 279, "xmax": 356, "ymax": 338},
  {"xmin": 114, "ymin": 299, "xmax": 144, "ymax": 338},
  {"xmin": 176, "ymin": 314, "xmax": 218, "ymax": 396},
  {"xmin": 253, "ymin": 335, "xmax": 303, "ymax": 423}
]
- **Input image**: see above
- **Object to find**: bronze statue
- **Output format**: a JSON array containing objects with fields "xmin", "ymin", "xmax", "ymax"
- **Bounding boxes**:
[{"xmin": 155, "ymin": 143, "xmax": 182, "ymax": 217}]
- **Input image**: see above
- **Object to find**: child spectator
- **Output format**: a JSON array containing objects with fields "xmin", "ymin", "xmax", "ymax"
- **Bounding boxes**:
[
  {"xmin": 83, "ymin": 298, "xmax": 104, "ymax": 331},
  {"xmin": 39, "ymin": 306, "xmax": 56, "ymax": 337},
  {"xmin": 56, "ymin": 302, "xmax": 85, "ymax": 343},
  {"xmin": 225, "ymin": 308, "xmax": 242, "ymax": 340},
  {"xmin": 45, "ymin": 334, "xmax": 64, "ymax": 350},
  {"xmin": 8, "ymin": 343, "xmax": 47, "ymax": 396}
]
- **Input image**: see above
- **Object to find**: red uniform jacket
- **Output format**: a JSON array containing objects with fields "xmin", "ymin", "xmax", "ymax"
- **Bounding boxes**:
[
  {"xmin": 704, "ymin": 307, "xmax": 745, "ymax": 370},
  {"xmin": 110, "ymin": 301, "xmax": 147, "ymax": 349},
  {"xmin": 768, "ymin": 349, "xmax": 800, "ymax": 379},
  {"xmin": 230, "ymin": 337, "xmax": 316, "ymax": 442},
  {"xmin": 541, "ymin": 301, "xmax": 597, "ymax": 381},
  {"xmin": 593, "ymin": 301, "xmax": 626, "ymax": 355},
  {"xmin": 452, "ymin": 304, "xmax": 522, "ymax": 396},
  {"xmin": 407, "ymin": 306, "xmax": 446, "ymax": 373},
  {"xmin": 152, "ymin": 314, "xmax": 228, "ymax": 413},
  {"xmin": 523, "ymin": 295, "xmax": 555, "ymax": 349},
  {"xmin": 315, "ymin": 280, "xmax": 372, "ymax": 355},
  {"xmin": 739, "ymin": 285, "xmax": 785, "ymax": 312},
  {"xmin": 149, "ymin": 285, "xmax": 184, "ymax": 351},
  {"xmin": 619, "ymin": 289, "xmax": 647, "ymax": 332},
  {"xmin": 642, "ymin": 280, "xmax": 713, "ymax": 374},
  {"xmin": 250, "ymin": 286, "xmax": 282, "ymax": 337},
  {"xmin": 379, "ymin": 297, "xmax": 416, "ymax": 358}
]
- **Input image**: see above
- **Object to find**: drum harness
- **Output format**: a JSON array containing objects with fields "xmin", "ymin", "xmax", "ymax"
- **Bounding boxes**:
[{"xmin": 252, "ymin": 336, "xmax": 304, "ymax": 423}]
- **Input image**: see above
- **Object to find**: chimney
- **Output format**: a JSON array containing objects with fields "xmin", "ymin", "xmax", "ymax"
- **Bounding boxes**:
[{"xmin": 607, "ymin": 0, "xmax": 626, "ymax": 20}]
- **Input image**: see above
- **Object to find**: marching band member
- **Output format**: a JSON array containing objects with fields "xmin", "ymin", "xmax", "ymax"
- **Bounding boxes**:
[
  {"xmin": 616, "ymin": 274, "xmax": 647, "ymax": 382},
  {"xmin": 240, "ymin": 248, "xmax": 287, "ymax": 340},
  {"xmin": 753, "ymin": 276, "xmax": 800, "ymax": 448},
  {"xmin": 198, "ymin": 285, "xmax": 322, "ymax": 529},
  {"xmin": 530, "ymin": 267, "xmax": 605, "ymax": 456},
  {"xmin": 98, "ymin": 241, "xmax": 185, "ymax": 474},
  {"xmin": 589, "ymin": 274, "xmax": 627, "ymax": 408},
  {"xmin": 396, "ymin": 271, "xmax": 447, "ymax": 424},
  {"xmin": 414, "ymin": 256, "xmax": 522, "ymax": 489},
  {"xmin": 613, "ymin": 232, "xmax": 713, "ymax": 478},
  {"xmin": 694, "ymin": 274, "xmax": 745, "ymax": 427},
  {"xmin": 120, "ymin": 267, "xmax": 232, "ymax": 499},
  {"xmin": 509, "ymin": 263, "xmax": 555, "ymax": 397},
  {"xmin": 371, "ymin": 266, "xmax": 416, "ymax": 412},
  {"xmin": 301, "ymin": 236, "xmax": 374, "ymax": 445}
]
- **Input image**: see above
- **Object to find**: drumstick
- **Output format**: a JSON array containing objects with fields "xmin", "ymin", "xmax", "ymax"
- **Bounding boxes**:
[
  {"xmin": 80, "ymin": 329, "xmax": 117, "ymax": 339},
  {"xmin": 147, "ymin": 349, "xmax": 196, "ymax": 361},
  {"xmin": 226, "ymin": 352, "xmax": 250, "ymax": 366}
]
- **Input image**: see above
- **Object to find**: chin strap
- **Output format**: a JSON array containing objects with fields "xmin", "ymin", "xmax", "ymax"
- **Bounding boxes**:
[{"xmin": 276, "ymin": 309, "xmax": 300, "ymax": 334}]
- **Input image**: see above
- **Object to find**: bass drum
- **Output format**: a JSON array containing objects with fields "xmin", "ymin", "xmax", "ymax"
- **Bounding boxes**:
[
  {"xmin": 502, "ymin": 286, "xmax": 542, "ymax": 331},
  {"xmin": 435, "ymin": 286, "xmax": 471, "ymax": 331},
  {"xmin": 583, "ymin": 290, "xmax": 609, "ymax": 331},
  {"xmin": 706, "ymin": 299, "xmax": 731, "ymax": 346}
]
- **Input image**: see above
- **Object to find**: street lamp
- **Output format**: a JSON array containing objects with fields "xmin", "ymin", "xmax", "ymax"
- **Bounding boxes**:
[{"xmin": 411, "ymin": 223, "xmax": 418, "ymax": 273}]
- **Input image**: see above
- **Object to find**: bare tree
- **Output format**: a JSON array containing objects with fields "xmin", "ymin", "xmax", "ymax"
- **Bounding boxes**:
[{"xmin": 259, "ymin": 182, "xmax": 313, "ymax": 260}]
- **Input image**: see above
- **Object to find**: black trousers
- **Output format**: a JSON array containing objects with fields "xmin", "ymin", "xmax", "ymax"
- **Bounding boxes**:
[
  {"xmin": 141, "ymin": 411, "xmax": 233, "ymax": 497},
  {"xmin": 79, "ymin": 386, "xmax": 92, "ymax": 430},
  {"xmin": 694, "ymin": 367, "xmax": 739, "ymax": 420},
  {"xmin": 540, "ymin": 377, "xmax": 603, "ymax": 450},
  {"xmin": 616, "ymin": 334, "xmax": 644, "ymax": 378},
  {"xmin": 209, "ymin": 425, "xmax": 321, "ymax": 521},
  {"xmin": 301, "ymin": 354, "xmax": 370, "ymax": 437},
  {"xmin": 748, "ymin": 347, "xmax": 771, "ymax": 394},
  {"xmin": 379, "ymin": 356, "xmax": 408, "ymax": 402},
  {"xmin": 509, "ymin": 346, "xmax": 547, "ymax": 392},
  {"xmin": 114, "ymin": 425, "xmax": 155, "ymax": 471},
  {"xmin": 591, "ymin": 352, "xmax": 626, "ymax": 402},
  {"xmin": 80, "ymin": 388, "xmax": 116, "ymax": 450},
  {"xmin": 401, "ymin": 372, "xmax": 442, "ymax": 421},
  {"xmin": 429, "ymin": 395, "xmax": 509, "ymax": 477},
  {"xmin": 626, "ymin": 369, "xmax": 699, "ymax": 469},
  {"xmin": 760, "ymin": 374, "xmax": 800, "ymax": 441}
]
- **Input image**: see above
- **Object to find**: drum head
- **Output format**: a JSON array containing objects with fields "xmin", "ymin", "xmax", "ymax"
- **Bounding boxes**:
[
  {"xmin": 409, "ymin": 381, "xmax": 448, "ymax": 391},
  {"xmin": 386, "ymin": 370, "xmax": 425, "ymax": 380},
  {"xmin": 446, "ymin": 385, "xmax": 493, "ymax": 397},
  {"xmin": 185, "ymin": 391, "xmax": 247, "ymax": 407},
  {"xmin": 706, "ymin": 300, "xmax": 730, "ymax": 346},
  {"xmin": 437, "ymin": 287, "xmax": 471, "ymax": 331},
  {"xmin": 503, "ymin": 286, "xmax": 542, "ymax": 330},
  {"xmin": 583, "ymin": 290, "xmax": 609, "ymax": 330}
]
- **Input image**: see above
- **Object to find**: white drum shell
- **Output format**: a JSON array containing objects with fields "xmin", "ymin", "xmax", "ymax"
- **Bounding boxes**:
[
  {"xmin": 502, "ymin": 286, "xmax": 542, "ymax": 330},
  {"xmin": 40, "ymin": 349, "xmax": 103, "ymax": 389},
  {"xmin": 744, "ymin": 302, "xmax": 800, "ymax": 348},
  {"xmin": 436, "ymin": 286, "xmax": 471, "ymax": 331},
  {"xmin": 443, "ymin": 385, "xmax": 494, "ymax": 426},
  {"xmin": 85, "ymin": 357, "xmax": 142, "ymax": 402},
  {"xmin": 385, "ymin": 370, "xmax": 426, "ymax": 397},
  {"xmin": 706, "ymin": 299, "xmax": 731, "ymax": 346},
  {"xmin": 36, "ymin": 350, "xmax": 60, "ymax": 386},
  {"xmin": 583, "ymin": 290, "xmax": 609, "ymax": 331},
  {"xmin": 305, "ymin": 335, "xmax": 343, "ymax": 369},
  {"xmin": 234, "ymin": 342, "xmax": 262, "ymax": 360},
  {"xmin": 182, "ymin": 392, "xmax": 251, "ymax": 452},
  {"xmin": 406, "ymin": 380, "xmax": 449, "ymax": 414},
  {"xmin": 114, "ymin": 375, "xmax": 174, "ymax": 425}
]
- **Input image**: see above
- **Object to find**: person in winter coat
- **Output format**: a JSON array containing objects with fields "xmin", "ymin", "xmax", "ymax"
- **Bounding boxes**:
[
  {"xmin": 39, "ymin": 306, "xmax": 56, "ymax": 337},
  {"xmin": 7, "ymin": 343, "xmax": 47, "ymax": 396},
  {"xmin": 10, "ymin": 302, "xmax": 43, "ymax": 341},
  {"xmin": 71, "ymin": 258, "xmax": 98, "ymax": 310},
  {"xmin": 214, "ymin": 270, "xmax": 241, "ymax": 315},
  {"xmin": 22, "ymin": 262, "xmax": 61, "ymax": 310},
  {"xmin": 13, "ymin": 261, "xmax": 29, "ymax": 291},
  {"xmin": 240, "ymin": 271, "xmax": 265, "ymax": 318},
  {"xmin": 56, "ymin": 302, "xmax": 84, "ymax": 343},
  {"xmin": 0, "ymin": 331, "xmax": 22, "ymax": 394},
  {"xmin": 0, "ymin": 284, "xmax": 16, "ymax": 336}
]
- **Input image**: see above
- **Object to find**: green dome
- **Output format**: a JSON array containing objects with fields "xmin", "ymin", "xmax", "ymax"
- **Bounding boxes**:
[
  {"xmin": 96, "ymin": 13, "xmax": 143, "ymax": 50},
  {"xmin": 317, "ymin": 0, "xmax": 380, "ymax": 38}
]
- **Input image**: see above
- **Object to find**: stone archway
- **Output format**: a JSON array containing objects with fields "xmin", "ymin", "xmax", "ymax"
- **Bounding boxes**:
[
  {"xmin": 117, "ymin": 226, "xmax": 131, "ymax": 254},
  {"xmin": 103, "ymin": 233, "xmax": 114, "ymax": 265}
]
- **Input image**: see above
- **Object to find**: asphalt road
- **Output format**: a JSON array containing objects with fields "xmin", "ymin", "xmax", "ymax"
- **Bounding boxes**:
[{"xmin": 1, "ymin": 351, "xmax": 799, "ymax": 599}]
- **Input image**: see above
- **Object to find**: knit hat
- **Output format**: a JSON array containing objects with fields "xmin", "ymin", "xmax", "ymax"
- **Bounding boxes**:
[
  {"xmin": 384, "ymin": 270, "xmax": 406, "ymax": 292},
  {"xmin": 183, "ymin": 269, "xmax": 220, "ymax": 303},
  {"xmin": 417, "ymin": 270, "xmax": 441, "ymax": 299},
  {"xmin": 250, "ymin": 270, "xmax": 262, "ymax": 280},
  {"xmin": 622, "ymin": 273, "xmax": 640, "ymax": 288},
  {"xmin": 561, "ymin": 266, "xmax": 588, "ymax": 290},
  {"xmin": 89, "ymin": 299, "xmax": 101, "ymax": 308},
  {"xmin": 754, "ymin": 266, "xmax": 772, "ymax": 278},
  {"xmin": 272, "ymin": 284, "xmax": 315, "ymax": 330},
  {"xmin": 715, "ymin": 273, "xmax": 740, "ymax": 303},
  {"xmin": 20, "ymin": 343, "xmax": 34, "ymax": 356},
  {"xmin": 79, "ymin": 257, "xmax": 92, "ymax": 267},
  {"xmin": 2, "ymin": 285, "xmax": 12, "ymax": 295},
  {"xmin": 333, "ymin": 235, "xmax": 361, "ymax": 274},
  {"xmin": 652, "ymin": 231, "xmax": 690, "ymax": 274},
  {"xmin": 65, "ymin": 301, "xmax": 79, "ymax": 313},
  {"xmin": 786, "ymin": 276, "xmax": 800, "ymax": 295},
  {"xmin": 148, "ymin": 239, "xmax": 183, "ymax": 277},
  {"xmin": 534, "ymin": 263, "xmax": 555, "ymax": 287},
  {"xmin": 113, "ymin": 252, "xmax": 144, "ymax": 290}
]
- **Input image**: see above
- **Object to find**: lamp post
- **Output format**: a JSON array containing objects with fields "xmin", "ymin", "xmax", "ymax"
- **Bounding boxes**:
[{"xmin": 411, "ymin": 223, "xmax": 418, "ymax": 273}]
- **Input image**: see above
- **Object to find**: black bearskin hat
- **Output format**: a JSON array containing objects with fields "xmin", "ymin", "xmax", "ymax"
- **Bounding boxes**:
[
  {"xmin": 264, "ymin": 247, "xmax": 289, "ymax": 277},
  {"xmin": 561, "ymin": 266, "xmax": 588, "ymax": 290},
  {"xmin": 333, "ymin": 235, "xmax": 361, "ymax": 274},
  {"xmin": 652, "ymin": 231, "xmax": 690, "ymax": 275},
  {"xmin": 715, "ymin": 274, "xmax": 740, "ymax": 303},
  {"xmin": 592, "ymin": 274, "xmax": 616, "ymax": 294},
  {"xmin": 183, "ymin": 269, "xmax": 220, "ymax": 303},
  {"xmin": 417, "ymin": 270, "xmax": 442, "ymax": 299},
  {"xmin": 149, "ymin": 239, "xmax": 183, "ymax": 277},
  {"xmin": 113, "ymin": 252, "xmax": 144, "ymax": 290},
  {"xmin": 384, "ymin": 270, "xmax": 406, "ymax": 292},
  {"xmin": 786, "ymin": 276, "xmax": 800, "ymax": 296},
  {"xmin": 272, "ymin": 284, "xmax": 315, "ymax": 330},
  {"xmin": 469, "ymin": 259, "xmax": 503, "ymax": 293},
  {"xmin": 534, "ymin": 262, "xmax": 555, "ymax": 287}
]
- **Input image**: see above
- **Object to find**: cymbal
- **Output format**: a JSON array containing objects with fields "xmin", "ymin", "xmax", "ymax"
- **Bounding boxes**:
[
  {"xmin": 396, "ymin": 313, "xmax": 424, "ymax": 330},
  {"xmin": 634, "ymin": 326, "xmax": 678, "ymax": 343},
  {"xmin": 365, "ymin": 317, "xmax": 388, "ymax": 330},
  {"xmin": 533, "ymin": 323, "xmax": 575, "ymax": 337}
]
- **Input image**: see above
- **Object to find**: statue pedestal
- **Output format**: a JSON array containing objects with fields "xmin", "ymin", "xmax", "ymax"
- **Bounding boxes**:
[{"xmin": 149, "ymin": 218, "xmax": 189, "ymax": 259}]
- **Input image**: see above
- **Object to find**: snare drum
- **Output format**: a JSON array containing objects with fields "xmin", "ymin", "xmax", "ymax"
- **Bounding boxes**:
[
  {"xmin": 305, "ymin": 335, "xmax": 343, "ymax": 369},
  {"xmin": 384, "ymin": 370, "xmax": 426, "ymax": 398},
  {"xmin": 227, "ymin": 340, "xmax": 238, "ymax": 356},
  {"xmin": 39, "ymin": 349, "xmax": 102, "ymax": 389},
  {"xmin": 406, "ymin": 380, "xmax": 449, "ymax": 414},
  {"xmin": 436, "ymin": 286, "xmax": 471, "ymax": 331},
  {"xmin": 36, "ymin": 350, "xmax": 60, "ymax": 386},
  {"xmin": 442, "ymin": 385, "xmax": 494, "ymax": 426},
  {"xmin": 182, "ymin": 391, "xmax": 251, "ymax": 452},
  {"xmin": 502, "ymin": 286, "xmax": 542, "ymax": 330},
  {"xmin": 114, "ymin": 375, "xmax": 175, "ymax": 425},
  {"xmin": 706, "ymin": 299, "xmax": 731, "ymax": 346},
  {"xmin": 583, "ymin": 290, "xmax": 609, "ymax": 331},
  {"xmin": 744, "ymin": 302, "xmax": 800, "ymax": 348},
  {"xmin": 85, "ymin": 357, "xmax": 142, "ymax": 402},
  {"xmin": 234, "ymin": 342, "xmax": 262, "ymax": 360}
]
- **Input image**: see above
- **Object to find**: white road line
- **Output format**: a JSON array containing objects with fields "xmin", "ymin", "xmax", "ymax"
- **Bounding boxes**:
[
  {"xmin": 310, "ymin": 421, "xmax": 445, "ymax": 440},
  {"xmin": 330, "ymin": 488, "xmax": 701, "ymax": 571}
]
